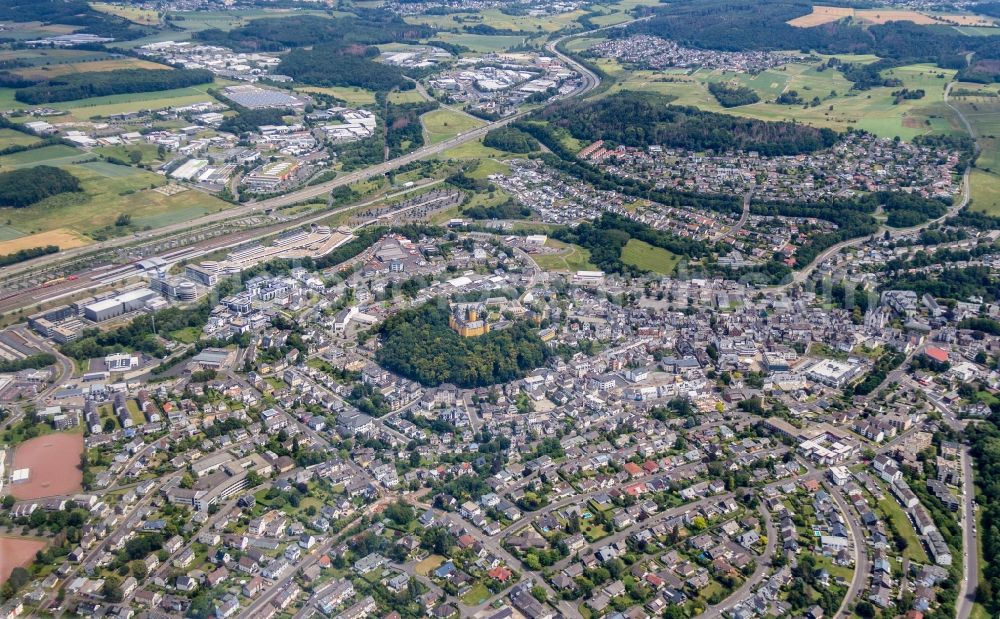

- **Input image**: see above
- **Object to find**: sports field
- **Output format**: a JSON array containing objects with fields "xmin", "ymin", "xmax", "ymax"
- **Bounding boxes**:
[
  {"xmin": 9, "ymin": 432, "xmax": 84, "ymax": 500},
  {"xmin": 422, "ymin": 109, "xmax": 485, "ymax": 144},
  {"xmin": 0, "ymin": 537, "xmax": 47, "ymax": 585}
]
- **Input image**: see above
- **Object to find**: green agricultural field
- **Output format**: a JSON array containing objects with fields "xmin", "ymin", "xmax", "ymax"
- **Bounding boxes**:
[
  {"xmin": 437, "ymin": 137, "xmax": 510, "ymax": 161},
  {"xmin": 0, "ymin": 22, "xmax": 82, "ymax": 42},
  {"xmin": 90, "ymin": 2, "xmax": 162, "ymax": 25},
  {"xmin": 565, "ymin": 36, "xmax": 607, "ymax": 53},
  {"xmin": 621, "ymin": 238, "xmax": 681, "ymax": 274},
  {"xmin": 0, "ymin": 129, "xmax": 41, "ymax": 150},
  {"xmin": 407, "ymin": 8, "xmax": 587, "ymax": 33},
  {"xmin": 300, "ymin": 86, "xmax": 376, "ymax": 107},
  {"xmin": 421, "ymin": 108, "xmax": 485, "ymax": 144},
  {"xmin": 0, "ymin": 144, "xmax": 90, "ymax": 169},
  {"xmin": 42, "ymin": 80, "xmax": 226, "ymax": 121},
  {"xmin": 970, "ymin": 170, "xmax": 1000, "ymax": 216},
  {"xmin": 430, "ymin": 32, "xmax": 531, "ymax": 53},
  {"xmin": 467, "ymin": 157, "xmax": 510, "ymax": 179},
  {"xmin": 0, "ymin": 48, "xmax": 111, "ymax": 69},
  {"xmin": 0, "ymin": 162, "xmax": 230, "ymax": 237},
  {"xmin": 950, "ymin": 94, "xmax": 1000, "ymax": 213},
  {"xmin": 388, "ymin": 89, "xmax": 428, "ymax": 104},
  {"xmin": 952, "ymin": 96, "xmax": 1000, "ymax": 171},
  {"xmin": 593, "ymin": 57, "xmax": 962, "ymax": 139},
  {"xmin": 93, "ymin": 144, "xmax": 164, "ymax": 166},
  {"xmin": 532, "ymin": 239, "xmax": 596, "ymax": 272}
]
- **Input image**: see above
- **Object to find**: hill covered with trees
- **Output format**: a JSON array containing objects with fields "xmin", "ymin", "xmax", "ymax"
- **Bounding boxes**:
[
  {"xmin": 483, "ymin": 126, "xmax": 540, "ymax": 153},
  {"xmin": 624, "ymin": 0, "xmax": 1000, "ymax": 84},
  {"xmin": 279, "ymin": 43, "xmax": 410, "ymax": 92},
  {"xmin": 0, "ymin": 0, "xmax": 152, "ymax": 40},
  {"xmin": 194, "ymin": 14, "xmax": 433, "ymax": 51},
  {"xmin": 0, "ymin": 166, "xmax": 81, "ymax": 208},
  {"xmin": 374, "ymin": 302, "xmax": 548, "ymax": 388},
  {"xmin": 537, "ymin": 92, "xmax": 839, "ymax": 156},
  {"xmin": 707, "ymin": 82, "xmax": 760, "ymax": 107}
]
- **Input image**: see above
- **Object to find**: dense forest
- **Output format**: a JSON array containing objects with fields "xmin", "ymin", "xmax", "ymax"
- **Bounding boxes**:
[
  {"xmin": 385, "ymin": 100, "xmax": 439, "ymax": 156},
  {"xmin": 627, "ymin": 0, "xmax": 989, "ymax": 58},
  {"xmin": 880, "ymin": 192, "xmax": 949, "ymax": 228},
  {"xmin": 538, "ymin": 92, "xmax": 839, "ymax": 156},
  {"xmin": 0, "ymin": 166, "xmax": 81, "ymax": 208},
  {"xmin": 217, "ymin": 107, "xmax": 289, "ymax": 135},
  {"xmin": 463, "ymin": 198, "xmax": 531, "ymax": 220},
  {"xmin": 194, "ymin": 14, "xmax": 433, "ymax": 51},
  {"xmin": 482, "ymin": 126, "xmax": 540, "ymax": 153},
  {"xmin": 881, "ymin": 265, "xmax": 999, "ymax": 302},
  {"xmin": 374, "ymin": 302, "xmax": 548, "ymax": 388},
  {"xmin": 707, "ymin": 82, "xmax": 760, "ymax": 107},
  {"xmin": 0, "ymin": 245, "xmax": 59, "ymax": 267},
  {"xmin": 279, "ymin": 43, "xmax": 410, "ymax": 92},
  {"xmin": 553, "ymin": 212, "xmax": 716, "ymax": 275},
  {"xmin": 0, "ymin": 0, "xmax": 151, "ymax": 40},
  {"xmin": 15, "ymin": 69, "xmax": 213, "ymax": 104}
]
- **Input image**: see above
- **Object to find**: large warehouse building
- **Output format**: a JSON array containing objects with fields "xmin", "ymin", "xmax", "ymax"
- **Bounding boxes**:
[{"xmin": 83, "ymin": 289, "xmax": 159, "ymax": 322}]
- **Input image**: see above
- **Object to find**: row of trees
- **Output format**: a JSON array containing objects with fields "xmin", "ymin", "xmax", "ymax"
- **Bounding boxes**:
[
  {"xmin": 0, "ymin": 353, "xmax": 55, "ymax": 373},
  {"xmin": 0, "ymin": 244, "xmax": 58, "ymax": 267},
  {"xmin": 15, "ymin": 68, "xmax": 213, "ymax": 104}
]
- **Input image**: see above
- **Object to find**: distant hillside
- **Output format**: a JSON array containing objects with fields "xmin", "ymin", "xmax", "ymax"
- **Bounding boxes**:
[{"xmin": 537, "ymin": 91, "xmax": 839, "ymax": 156}]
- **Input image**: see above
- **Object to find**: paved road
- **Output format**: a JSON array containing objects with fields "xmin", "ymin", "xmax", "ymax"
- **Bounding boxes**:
[
  {"xmin": 702, "ymin": 503, "xmax": 775, "ymax": 619},
  {"xmin": 829, "ymin": 483, "xmax": 870, "ymax": 618},
  {"xmin": 770, "ymin": 167, "xmax": 971, "ymax": 292},
  {"xmin": 712, "ymin": 192, "xmax": 751, "ymax": 242},
  {"xmin": 957, "ymin": 445, "xmax": 979, "ymax": 619},
  {"xmin": 1, "ymin": 24, "xmax": 608, "ymax": 285}
]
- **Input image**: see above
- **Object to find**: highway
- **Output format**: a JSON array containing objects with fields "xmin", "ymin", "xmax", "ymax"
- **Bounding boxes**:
[{"xmin": 0, "ymin": 24, "xmax": 607, "ymax": 286}]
